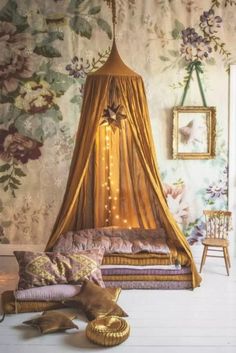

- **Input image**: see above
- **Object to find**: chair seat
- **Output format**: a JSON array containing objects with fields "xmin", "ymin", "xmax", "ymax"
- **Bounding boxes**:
[{"xmin": 202, "ymin": 238, "xmax": 229, "ymax": 247}]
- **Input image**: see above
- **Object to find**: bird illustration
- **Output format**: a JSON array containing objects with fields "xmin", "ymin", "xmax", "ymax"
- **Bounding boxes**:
[{"xmin": 179, "ymin": 120, "xmax": 194, "ymax": 144}]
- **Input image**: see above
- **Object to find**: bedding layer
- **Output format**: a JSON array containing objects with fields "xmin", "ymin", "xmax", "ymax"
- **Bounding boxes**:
[
  {"xmin": 53, "ymin": 228, "xmax": 170, "ymax": 255},
  {"xmin": 104, "ymin": 281, "xmax": 192, "ymax": 289},
  {"xmin": 102, "ymin": 274, "xmax": 192, "ymax": 281},
  {"xmin": 102, "ymin": 250, "xmax": 190, "ymax": 266},
  {"xmin": 101, "ymin": 266, "xmax": 191, "ymax": 276}
]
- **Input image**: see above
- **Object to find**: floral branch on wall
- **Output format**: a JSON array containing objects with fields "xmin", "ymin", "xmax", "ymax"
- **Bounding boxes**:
[
  {"xmin": 163, "ymin": 180, "xmax": 189, "ymax": 226},
  {"xmin": 117, "ymin": 0, "xmax": 136, "ymax": 23},
  {"xmin": 66, "ymin": 47, "xmax": 111, "ymax": 104},
  {"xmin": 67, "ymin": 0, "xmax": 112, "ymax": 39},
  {"xmin": 0, "ymin": 0, "xmax": 115, "ymax": 243},
  {"xmin": 13, "ymin": 199, "xmax": 54, "ymax": 234},
  {"xmin": 154, "ymin": 0, "xmax": 236, "ymax": 75},
  {"xmin": 0, "ymin": 198, "xmax": 11, "ymax": 244},
  {"xmin": 143, "ymin": 0, "xmax": 232, "ymax": 243},
  {"xmin": 0, "ymin": 0, "xmax": 111, "ymax": 198}
]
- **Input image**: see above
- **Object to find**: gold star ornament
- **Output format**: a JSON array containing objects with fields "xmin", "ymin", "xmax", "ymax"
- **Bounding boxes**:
[{"xmin": 101, "ymin": 103, "xmax": 126, "ymax": 131}]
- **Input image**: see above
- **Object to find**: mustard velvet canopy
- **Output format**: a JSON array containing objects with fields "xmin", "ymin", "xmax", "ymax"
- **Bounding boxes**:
[{"xmin": 45, "ymin": 41, "xmax": 201, "ymax": 288}]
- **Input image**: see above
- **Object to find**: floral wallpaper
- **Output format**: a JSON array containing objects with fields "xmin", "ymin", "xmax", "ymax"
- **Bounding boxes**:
[{"xmin": 0, "ymin": 0, "xmax": 235, "ymax": 247}]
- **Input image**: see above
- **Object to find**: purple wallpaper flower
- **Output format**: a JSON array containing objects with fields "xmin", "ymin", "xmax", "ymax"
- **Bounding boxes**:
[
  {"xmin": 187, "ymin": 220, "xmax": 206, "ymax": 245},
  {"xmin": 200, "ymin": 9, "xmax": 222, "ymax": 35},
  {"xmin": 65, "ymin": 56, "xmax": 89, "ymax": 79},
  {"xmin": 182, "ymin": 27, "xmax": 199, "ymax": 45},
  {"xmin": 180, "ymin": 27, "xmax": 212, "ymax": 62},
  {"xmin": 0, "ymin": 21, "xmax": 37, "ymax": 95},
  {"xmin": 206, "ymin": 181, "xmax": 227, "ymax": 199},
  {"xmin": 0, "ymin": 125, "xmax": 42, "ymax": 164},
  {"xmin": 206, "ymin": 166, "xmax": 227, "ymax": 201},
  {"xmin": 195, "ymin": 36, "xmax": 212, "ymax": 59}
]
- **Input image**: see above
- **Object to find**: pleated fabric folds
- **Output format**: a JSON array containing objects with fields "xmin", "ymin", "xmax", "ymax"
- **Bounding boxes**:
[{"xmin": 45, "ymin": 41, "xmax": 201, "ymax": 289}]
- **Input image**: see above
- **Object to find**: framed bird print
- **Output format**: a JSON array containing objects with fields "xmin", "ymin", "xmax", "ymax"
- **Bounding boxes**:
[{"xmin": 172, "ymin": 106, "xmax": 216, "ymax": 159}]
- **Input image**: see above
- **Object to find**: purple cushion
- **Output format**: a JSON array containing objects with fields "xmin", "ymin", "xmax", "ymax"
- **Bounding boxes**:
[
  {"xmin": 15, "ymin": 284, "xmax": 81, "ymax": 301},
  {"xmin": 53, "ymin": 227, "xmax": 169, "ymax": 255},
  {"xmin": 14, "ymin": 249, "xmax": 105, "ymax": 290}
]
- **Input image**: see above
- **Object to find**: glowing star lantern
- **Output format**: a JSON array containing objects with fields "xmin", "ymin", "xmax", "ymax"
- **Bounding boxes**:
[{"xmin": 101, "ymin": 103, "xmax": 126, "ymax": 132}]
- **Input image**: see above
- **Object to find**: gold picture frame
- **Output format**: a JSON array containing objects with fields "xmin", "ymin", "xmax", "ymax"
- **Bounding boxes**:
[{"xmin": 172, "ymin": 106, "xmax": 216, "ymax": 160}]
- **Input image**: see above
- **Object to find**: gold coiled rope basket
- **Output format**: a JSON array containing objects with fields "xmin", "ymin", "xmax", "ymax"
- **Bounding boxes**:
[{"xmin": 86, "ymin": 316, "xmax": 130, "ymax": 346}]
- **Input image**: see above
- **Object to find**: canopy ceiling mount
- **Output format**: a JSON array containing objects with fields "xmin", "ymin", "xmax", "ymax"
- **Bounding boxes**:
[{"xmin": 104, "ymin": 0, "xmax": 117, "ymax": 38}]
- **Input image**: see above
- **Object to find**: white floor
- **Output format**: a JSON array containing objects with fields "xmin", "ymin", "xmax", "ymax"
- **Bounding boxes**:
[{"xmin": 0, "ymin": 246, "xmax": 236, "ymax": 353}]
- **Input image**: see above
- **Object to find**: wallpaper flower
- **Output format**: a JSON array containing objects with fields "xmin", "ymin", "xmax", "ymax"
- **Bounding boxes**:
[
  {"xmin": 0, "ymin": 125, "xmax": 42, "ymax": 164},
  {"xmin": 0, "ymin": 21, "xmax": 38, "ymax": 95},
  {"xmin": 163, "ymin": 182, "xmax": 189, "ymax": 226},
  {"xmin": 0, "ymin": 0, "xmax": 234, "ymax": 246}
]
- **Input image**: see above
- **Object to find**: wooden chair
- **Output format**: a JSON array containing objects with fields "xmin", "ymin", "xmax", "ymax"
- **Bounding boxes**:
[{"xmin": 199, "ymin": 210, "xmax": 232, "ymax": 276}]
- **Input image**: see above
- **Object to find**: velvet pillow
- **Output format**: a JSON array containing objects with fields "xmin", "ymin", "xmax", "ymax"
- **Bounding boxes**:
[
  {"xmin": 63, "ymin": 279, "xmax": 128, "ymax": 321},
  {"xmin": 23, "ymin": 311, "xmax": 78, "ymax": 334},
  {"xmin": 14, "ymin": 249, "xmax": 105, "ymax": 290}
]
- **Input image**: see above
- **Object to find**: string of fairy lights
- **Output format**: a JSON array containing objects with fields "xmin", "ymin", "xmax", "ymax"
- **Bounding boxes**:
[{"xmin": 101, "ymin": 124, "xmax": 129, "ymax": 227}]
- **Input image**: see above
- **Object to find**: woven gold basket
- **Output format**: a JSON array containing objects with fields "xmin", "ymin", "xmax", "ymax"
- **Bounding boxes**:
[{"xmin": 86, "ymin": 316, "xmax": 130, "ymax": 346}]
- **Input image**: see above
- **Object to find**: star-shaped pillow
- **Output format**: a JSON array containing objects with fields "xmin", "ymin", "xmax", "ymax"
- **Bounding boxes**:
[
  {"xmin": 63, "ymin": 279, "xmax": 128, "ymax": 321},
  {"xmin": 23, "ymin": 311, "xmax": 78, "ymax": 334}
]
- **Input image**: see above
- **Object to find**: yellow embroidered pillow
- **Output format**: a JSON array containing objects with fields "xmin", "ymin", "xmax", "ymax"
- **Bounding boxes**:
[
  {"xmin": 23, "ymin": 311, "xmax": 78, "ymax": 334},
  {"xmin": 14, "ymin": 249, "xmax": 105, "ymax": 289}
]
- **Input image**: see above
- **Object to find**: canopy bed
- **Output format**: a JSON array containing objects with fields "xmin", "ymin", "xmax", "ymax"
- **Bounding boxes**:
[{"xmin": 45, "ymin": 37, "xmax": 201, "ymax": 289}]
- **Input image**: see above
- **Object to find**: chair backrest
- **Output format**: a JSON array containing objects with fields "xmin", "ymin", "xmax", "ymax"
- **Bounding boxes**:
[{"xmin": 203, "ymin": 210, "xmax": 232, "ymax": 240}]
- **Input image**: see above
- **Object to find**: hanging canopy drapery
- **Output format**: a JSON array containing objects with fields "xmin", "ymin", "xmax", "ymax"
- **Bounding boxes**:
[{"xmin": 45, "ymin": 41, "xmax": 201, "ymax": 288}]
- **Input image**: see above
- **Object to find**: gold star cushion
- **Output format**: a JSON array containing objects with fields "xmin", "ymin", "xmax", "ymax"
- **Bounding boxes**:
[
  {"xmin": 23, "ymin": 311, "xmax": 78, "ymax": 334},
  {"xmin": 63, "ymin": 279, "xmax": 128, "ymax": 321}
]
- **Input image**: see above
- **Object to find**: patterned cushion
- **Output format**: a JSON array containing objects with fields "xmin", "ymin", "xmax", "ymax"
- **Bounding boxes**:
[
  {"xmin": 14, "ymin": 249, "xmax": 105, "ymax": 290},
  {"xmin": 53, "ymin": 227, "xmax": 169, "ymax": 255}
]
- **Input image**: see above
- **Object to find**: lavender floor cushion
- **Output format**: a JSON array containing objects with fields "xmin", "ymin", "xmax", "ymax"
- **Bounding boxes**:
[{"xmin": 15, "ymin": 284, "xmax": 81, "ymax": 301}]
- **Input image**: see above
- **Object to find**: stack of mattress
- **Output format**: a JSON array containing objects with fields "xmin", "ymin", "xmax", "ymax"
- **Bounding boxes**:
[
  {"xmin": 101, "ymin": 264, "xmax": 192, "ymax": 289},
  {"xmin": 53, "ymin": 227, "xmax": 193, "ymax": 290}
]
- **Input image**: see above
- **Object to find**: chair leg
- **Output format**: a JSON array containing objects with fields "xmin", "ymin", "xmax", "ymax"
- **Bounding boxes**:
[
  {"xmin": 200, "ymin": 246, "xmax": 208, "ymax": 273},
  {"xmin": 203, "ymin": 246, "xmax": 208, "ymax": 266},
  {"xmin": 226, "ymin": 247, "xmax": 231, "ymax": 268},
  {"xmin": 223, "ymin": 247, "xmax": 230, "ymax": 276}
]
